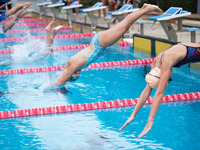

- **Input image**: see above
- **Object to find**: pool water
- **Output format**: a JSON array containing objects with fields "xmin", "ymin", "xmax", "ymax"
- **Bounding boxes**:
[{"xmin": 0, "ymin": 20, "xmax": 199, "ymax": 150}]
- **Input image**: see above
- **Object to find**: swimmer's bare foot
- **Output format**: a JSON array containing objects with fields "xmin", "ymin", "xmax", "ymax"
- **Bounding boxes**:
[
  {"xmin": 144, "ymin": 4, "xmax": 162, "ymax": 13},
  {"xmin": 24, "ymin": 2, "xmax": 33, "ymax": 7},
  {"xmin": 21, "ymin": 5, "xmax": 31, "ymax": 11},
  {"xmin": 53, "ymin": 25, "xmax": 63, "ymax": 33},
  {"xmin": 25, "ymin": 9, "xmax": 34, "ymax": 14},
  {"xmin": 45, "ymin": 21, "xmax": 54, "ymax": 31},
  {"xmin": 141, "ymin": 3, "xmax": 148, "ymax": 9},
  {"xmin": 19, "ymin": 9, "xmax": 34, "ymax": 18},
  {"xmin": 7, "ymin": 1, "xmax": 12, "ymax": 5}
]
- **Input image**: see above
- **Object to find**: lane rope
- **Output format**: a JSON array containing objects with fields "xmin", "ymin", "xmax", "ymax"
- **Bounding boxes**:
[
  {"xmin": 7, "ymin": 16, "xmax": 32, "ymax": 19},
  {"xmin": 0, "ymin": 58, "xmax": 155, "ymax": 75},
  {"xmin": 0, "ymin": 44, "xmax": 90, "ymax": 54},
  {"xmin": 5, "ymin": 26, "xmax": 72, "ymax": 33},
  {"xmin": 0, "ymin": 92, "xmax": 199, "ymax": 119},
  {"xmin": 1, "ymin": 18, "xmax": 42, "ymax": 23},
  {"xmin": 0, "ymin": 33, "xmax": 94, "ymax": 42},
  {"xmin": 0, "ymin": 22, "xmax": 53, "ymax": 28}
]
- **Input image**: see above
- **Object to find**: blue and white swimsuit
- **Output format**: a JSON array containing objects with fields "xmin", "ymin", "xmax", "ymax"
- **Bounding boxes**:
[
  {"xmin": 0, "ymin": 10, "xmax": 7, "ymax": 33},
  {"xmin": 69, "ymin": 32, "xmax": 107, "ymax": 68},
  {"xmin": 0, "ymin": 10, "xmax": 7, "ymax": 22}
]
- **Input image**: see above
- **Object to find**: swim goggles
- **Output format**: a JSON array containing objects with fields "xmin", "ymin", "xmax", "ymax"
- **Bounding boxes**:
[
  {"xmin": 149, "ymin": 74, "xmax": 172, "ymax": 83},
  {"xmin": 68, "ymin": 73, "xmax": 79, "ymax": 82}
]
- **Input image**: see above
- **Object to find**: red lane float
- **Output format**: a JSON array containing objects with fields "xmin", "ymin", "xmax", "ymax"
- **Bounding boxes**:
[
  {"xmin": 2, "ymin": 18, "xmax": 42, "ymax": 23},
  {"xmin": 0, "ymin": 22, "xmax": 53, "ymax": 28},
  {"xmin": 0, "ymin": 92, "xmax": 199, "ymax": 120},
  {"xmin": 7, "ymin": 16, "xmax": 32, "ymax": 20},
  {"xmin": 0, "ymin": 33, "xmax": 95, "ymax": 42},
  {"xmin": 0, "ymin": 44, "xmax": 90, "ymax": 54},
  {"xmin": 0, "ymin": 58, "xmax": 155, "ymax": 76},
  {"xmin": 54, "ymin": 44, "xmax": 90, "ymax": 51},
  {"xmin": 6, "ymin": 26, "xmax": 72, "ymax": 33},
  {"xmin": 119, "ymin": 41, "xmax": 129, "ymax": 47}
]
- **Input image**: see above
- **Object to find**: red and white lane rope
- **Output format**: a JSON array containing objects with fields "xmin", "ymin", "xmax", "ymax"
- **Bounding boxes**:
[
  {"xmin": 7, "ymin": 16, "xmax": 32, "ymax": 20},
  {"xmin": 0, "ymin": 33, "xmax": 94, "ymax": 42},
  {"xmin": 6, "ymin": 26, "xmax": 72, "ymax": 33},
  {"xmin": 0, "ymin": 44, "xmax": 90, "ymax": 54},
  {"xmin": 0, "ymin": 58, "xmax": 155, "ymax": 75},
  {"xmin": 0, "ymin": 92, "xmax": 199, "ymax": 119},
  {"xmin": 0, "ymin": 22, "xmax": 53, "ymax": 28},
  {"xmin": 1, "ymin": 18, "xmax": 42, "ymax": 23}
]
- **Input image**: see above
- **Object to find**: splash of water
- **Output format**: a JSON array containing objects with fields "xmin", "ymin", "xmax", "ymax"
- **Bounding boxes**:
[
  {"xmin": 12, "ymin": 21, "xmax": 49, "ymax": 59},
  {"xmin": 11, "ymin": 38, "xmax": 48, "ymax": 59},
  {"xmin": 0, "ymin": 22, "xmax": 54, "ymax": 65}
]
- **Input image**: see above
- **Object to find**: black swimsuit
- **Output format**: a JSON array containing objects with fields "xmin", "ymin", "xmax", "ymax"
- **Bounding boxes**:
[
  {"xmin": 173, "ymin": 44, "xmax": 200, "ymax": 67},
  {"xmin": 158, "ymin": 44, "xmax": 200, "ymax": 68}
]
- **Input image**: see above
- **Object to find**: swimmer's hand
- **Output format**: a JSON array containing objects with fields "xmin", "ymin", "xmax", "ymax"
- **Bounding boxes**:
[
  {"xmin": 34, "ymin": 84, "xmax": 51, "ymax": 91},
  {"xmin": 34, "ymin": 85, "xmax": 41, "ymax": 89},
  {"xmin": 34, "ymin": 83, "xmax": 69, "ymax": 92},
  {"xmin": 7, "ymin": 1, "xmax": 12, "ymax": 5},
  {"xmin": 120, "ymin": 116, "xmax": 153, "ymax": 138},
  {"xmin": 0, "ymin": 62, "xmax": 10, "ymax": 66},
  {"xmin": 138, "ymin": 118, "xmax": 153, "ymax": 138},
  {"xmin": 119, "ymin": 116, "xmax": 135, "ymax": 130}
]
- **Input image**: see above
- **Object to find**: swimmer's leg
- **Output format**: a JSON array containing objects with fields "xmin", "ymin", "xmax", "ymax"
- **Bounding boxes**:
[
  {"xmin": 0, "ymin": 60, "xmax": 12, "ymax": 66},
  {"xmin": 45, "ymin": 21, "xmax": 54, "ymax": 45},
  {"xmin": 5, "ymin": 2, "xmax": 32, "ymax": 17},
  {"xmin": 18, "ymin": 9, "xmax": 34, "ymax": 19},
  {"xmin": 3, "ymin": 6, "xmax": 32, "ymax": 32},
  {"xmin": 98, "ymin": 4, "xmax": 162, "ymax": 48},
  {"xmin": 48, "ymin": 25, "xmax": 63, "ymax": 53},
  {"xmin": 45, "ymin": 21, "xmax": 54, "ymax": 53},
  {"xmin": 52, "ymin": 25, "xmax": 63, "ymax": 38}
]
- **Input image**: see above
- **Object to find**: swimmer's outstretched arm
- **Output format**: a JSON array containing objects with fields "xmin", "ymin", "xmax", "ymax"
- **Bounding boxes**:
[
  {"xmin": 0, "ymin": 60, "xmax": 12, "ymax": 66},
  {"xmin": 0, "ymin": 1, "xmax": 11, "ymax": 10},
  {"xmin": 52, "ymin": 65, "xmax": 77, "ymax": 87},
  {"xmin": 51, "ymin": 60, "xmax": 82, "ymax": 87},
  {"xmin": 119, "ymin": 84, "xmax": 152, "ymax": 130},
  {"xmin": 3, "ymin": 5, "xmax": 33, "ymax": 33}
]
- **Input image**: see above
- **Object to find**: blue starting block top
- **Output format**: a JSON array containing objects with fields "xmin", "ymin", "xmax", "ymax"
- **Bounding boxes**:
[
  {"xmin": 61, "ymin": 1, "xmax": 83, "ymax": 10},
  {"xmin": 36, "ymin": 0, "xmax": 52, "ymax": 6},
  {"xmin": 107, "ymin": 4, "xmax": 132, "ymax": 15},
  {"xmin": 47, "ymin": 0, "xmax": 65, "ymax": 8},
  {"xmin": 148, "ymin": 7, "xmax": 191, "ymax": 21},
  {"xmin": 135, "ymin": 21, "xmax": 147, "ymax": 24},
  {"xmin": 104, "ymin": 16, "xmax": 112, "ymax": 20},
  {"xmin": 124, "ymin": 8, "xmax": 139, "ymax": 14},
  {"xmin": 184, "ymin": 27, "xmax": 200, "ymax": 32},
  {"xmin": 79, "ymin": 2, "xmax": 106, "ymax": 12}
]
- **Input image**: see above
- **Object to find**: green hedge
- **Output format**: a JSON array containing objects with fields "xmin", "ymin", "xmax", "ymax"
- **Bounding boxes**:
[{"xmin": 140, "ymin": 0, "xmax": 197, "ymax": 13}]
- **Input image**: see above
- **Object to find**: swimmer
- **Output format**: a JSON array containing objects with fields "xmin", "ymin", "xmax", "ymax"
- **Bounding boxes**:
[
  {"xmin": 120, "ymin": 43, "xmax": 200, "ymax": 138},
  {"xmin": 44, "ymin": 20, "xmax": 63, "ymax": 56},
  {"xmin": 0, "ymin": 2, "xmax": 33, "ymax": 33},
  {"xmin": 0, "ymin": 21, "xmax": 63, "ymax": 66},
  {"xmin": 50, "ymin": 3, "xmax": 162, "ymax": 87}
]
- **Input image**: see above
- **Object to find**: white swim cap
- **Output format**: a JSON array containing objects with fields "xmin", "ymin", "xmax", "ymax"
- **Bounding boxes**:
[{"xmin": 145, "ymin": 67, "xmax": 161, "ymax": 89}]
